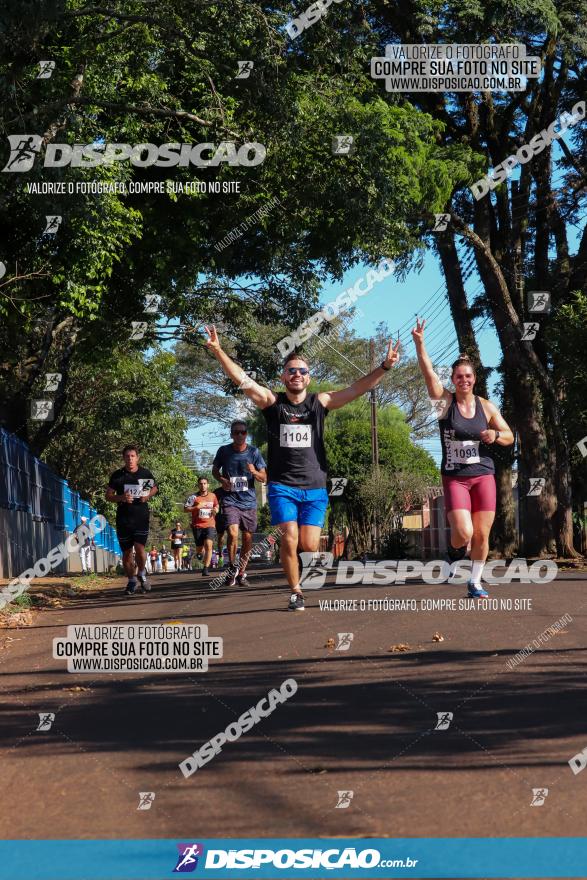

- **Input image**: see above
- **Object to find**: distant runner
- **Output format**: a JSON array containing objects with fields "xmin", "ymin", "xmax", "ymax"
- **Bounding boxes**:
[
  {"xmin": 203, "ymin": 324, "xmax": 400, "ymax": 611},
  {"xmin": 169, "ymin": 521, "xmax": 186, "ymax": 571},
  {"xmin": 184, "ymin": 477, "xmax": 219, "ymax": 576},
  {"xmin": 212, "ymin": 485, "xmax": 228, "ymax": 567},
  {"xmin": 149, "ymin": 545, "xmax": 159, "ymax": 574},
  {"xmin": 73, "ymin": 515, "xmax": 95, "ymax": 575},
  {"xmin": 412, "ymin": 318, "xmax": 514, "ymax": 598},
  {"xmin": 212, "ymin": 420, "xmax": 267, "ymax": 587},
  {"xmin": 106, "ymin": 445, "xmax": 158, "ymax": 596}
]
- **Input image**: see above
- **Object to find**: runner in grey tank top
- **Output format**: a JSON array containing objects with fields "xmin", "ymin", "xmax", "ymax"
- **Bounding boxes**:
[{"xmin": 412, "ymin": 318, "xmax": 514, "ymax": 598}]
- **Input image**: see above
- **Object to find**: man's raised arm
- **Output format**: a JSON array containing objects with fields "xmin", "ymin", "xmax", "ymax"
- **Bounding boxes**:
[
  {"xmin": 203, "ymin": 325, "xmax": 276, "ymax": 410},
  {"xmin": 317, "ymin": 338, "xmax": 400, "ymax": 411}
]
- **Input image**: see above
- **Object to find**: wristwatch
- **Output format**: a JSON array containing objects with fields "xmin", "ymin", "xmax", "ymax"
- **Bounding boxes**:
[
  {"xmin": 381, "ymin": 361, "xmax": 391, "ymax": 371},
  {"xmin": 495, "ymin": 430, "xmax": 501, "ymax": 442}
]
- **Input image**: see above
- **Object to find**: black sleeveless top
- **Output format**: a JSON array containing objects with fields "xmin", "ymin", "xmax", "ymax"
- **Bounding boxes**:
[
  {"xmin": 439, "ymin": 394, "xmax": 495, "ymax": 477},
  {"xmin": 262, "ymin": 392, "xmax": 328, "ymax": 488}
]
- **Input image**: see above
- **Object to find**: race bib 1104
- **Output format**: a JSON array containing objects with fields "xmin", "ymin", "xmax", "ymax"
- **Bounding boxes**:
[
  {"xmin": 199, "ymin": 507, "xmax": 212, "ymax": 519},
  {"xmin": 280, "ymin": 424, "xmax": 312, "ymax": 448}
]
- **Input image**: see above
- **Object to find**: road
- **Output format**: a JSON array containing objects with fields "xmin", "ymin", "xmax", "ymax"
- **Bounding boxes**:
[{"xmin": 1, "ymin": 564, "xmax": 586, "ymax": 847}]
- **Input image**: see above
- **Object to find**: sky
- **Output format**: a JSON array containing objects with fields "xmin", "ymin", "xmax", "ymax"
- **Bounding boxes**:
[{"xmin": 186, "ymin": 245, "xmax": 502, "ymax": 466}]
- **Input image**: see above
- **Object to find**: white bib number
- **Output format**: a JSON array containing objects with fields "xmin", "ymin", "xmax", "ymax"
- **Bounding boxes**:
[
  {"xmin": 280, "ymin": 424, "xmax": 312, "ymax": 448},
  {"xmin": 124, "ymin": 479, "xmax": 151, "ymax": 498},
  {"xmin": 172, "ymin": 538, "xmax": 182, "ymax": 545},
  {"xmin": 199, "ymin": 507, "xmax": 212, "ymax": 519},
  {"xmin": 447, "ymin": 439, "xmax": 480, "ymax": 467},
  {"xmin": 230, "ymin": 475, "xmax": 249, "ymax": 492}
]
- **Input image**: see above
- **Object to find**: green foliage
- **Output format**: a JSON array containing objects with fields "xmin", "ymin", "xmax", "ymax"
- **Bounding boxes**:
[{"xmin": 40, "ymin": 348, "xmax": 193, "ymax": 525}]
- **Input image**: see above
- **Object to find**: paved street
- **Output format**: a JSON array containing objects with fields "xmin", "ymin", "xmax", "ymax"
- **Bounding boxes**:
[{"xmin": 1, "ymin": 565, "xmax": 586, "ymax": 845}]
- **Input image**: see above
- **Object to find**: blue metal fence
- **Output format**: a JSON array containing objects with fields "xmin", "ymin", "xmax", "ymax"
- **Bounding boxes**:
[{"xmin": 0, "ymin": 428, "xmax": 120, "ymax": 553}]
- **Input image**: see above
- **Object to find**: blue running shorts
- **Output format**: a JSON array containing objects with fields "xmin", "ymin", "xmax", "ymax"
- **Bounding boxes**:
[{"xmin": 267, "ymin": 482, "xmax": 329, "ymax": 527}]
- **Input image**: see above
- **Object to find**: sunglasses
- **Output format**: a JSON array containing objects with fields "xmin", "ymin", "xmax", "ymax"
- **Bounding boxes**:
[
  {"xmin": 232, "ymin": 429, "xmax": 247, "ymax": 434},
  {"xmin": 286, "ymin": 367, "xmax": 309, "ymax": 376}
]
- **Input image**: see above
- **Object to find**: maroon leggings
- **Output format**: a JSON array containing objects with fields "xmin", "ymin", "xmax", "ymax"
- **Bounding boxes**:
[{"xmin": 442, "ymin": 475, "xmax": 496, "ymax": 513}]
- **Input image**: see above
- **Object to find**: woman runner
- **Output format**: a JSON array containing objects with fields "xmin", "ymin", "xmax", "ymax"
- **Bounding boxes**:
[{"xmin": 412, "ymin": 318, "xmax": 514, "ymax": 598}]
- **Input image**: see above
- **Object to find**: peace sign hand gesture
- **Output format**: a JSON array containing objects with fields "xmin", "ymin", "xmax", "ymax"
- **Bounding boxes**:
[
  {"xmin": 411, "ymin": 317, "xmax": 426, "ymax": 344},
  {"xmin": 383, "ymin": 338, "xmax": 401, "ymax": 369},
  {"xmin": 203, "ymin": 324, "xmax": 222, "ymax": 354}
]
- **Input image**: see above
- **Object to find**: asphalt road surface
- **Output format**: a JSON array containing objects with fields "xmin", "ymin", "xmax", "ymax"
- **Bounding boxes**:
[{"xmin": 1, "ymin": 564, "xmax": 586, "ymax": 850}]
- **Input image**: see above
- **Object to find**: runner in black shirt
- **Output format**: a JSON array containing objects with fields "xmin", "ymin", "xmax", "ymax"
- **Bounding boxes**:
[
  {"xmin": 106, "ymin": 445, "xmax": 158, "ymax": 596},
  {"xmin": 203, "ymin": 324, "xmax": 400, "ymax": 611}
]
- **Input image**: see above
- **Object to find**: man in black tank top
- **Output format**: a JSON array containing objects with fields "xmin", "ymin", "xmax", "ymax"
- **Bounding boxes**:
[{"xmin": 203, "ymin": 324, "xmax": 400, "ymax": 611}]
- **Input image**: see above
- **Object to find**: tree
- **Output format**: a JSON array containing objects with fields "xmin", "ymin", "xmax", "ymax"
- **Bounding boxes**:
[
  {"xmin": 40, "ymin": 347, "xmax": 193, "ymax": 526},
  {"xmin": 335, "ymin": 0, "xmax": 587, "ymax": 554},
  {"xmin": 0, "ymin": 0, "xmax": 470, "ymax": 457}
]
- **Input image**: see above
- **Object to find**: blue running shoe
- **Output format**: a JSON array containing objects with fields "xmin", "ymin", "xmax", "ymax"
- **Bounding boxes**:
[{"xmin": 467, "ymin": 581, "xmax": 488, "ymax": 598}]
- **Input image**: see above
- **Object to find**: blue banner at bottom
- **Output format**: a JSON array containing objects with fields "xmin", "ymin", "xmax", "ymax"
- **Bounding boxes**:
[{"xmin": 0, "ymin": 838, "xmax": 585, "ymax": 879}]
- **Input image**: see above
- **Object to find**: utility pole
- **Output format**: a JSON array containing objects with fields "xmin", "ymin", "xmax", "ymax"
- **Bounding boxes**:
[{"xmin": 370, "ymin": 339, "xmax": 380, "ymax": 555}]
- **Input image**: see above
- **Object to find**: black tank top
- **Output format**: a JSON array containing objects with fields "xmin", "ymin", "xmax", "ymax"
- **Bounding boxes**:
[
  {"xmin": 262, "ymin": 392, "xmax": 328, "ymax": 488},
  {"xmin": 439, "ymin": 394, "xmax": 495, "ymax": 477}
]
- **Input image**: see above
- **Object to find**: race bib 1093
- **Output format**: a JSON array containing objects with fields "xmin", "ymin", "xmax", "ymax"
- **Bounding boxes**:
[{"xmin": 446, "ymin": 439, "xmax": 481, "ymax": 468}]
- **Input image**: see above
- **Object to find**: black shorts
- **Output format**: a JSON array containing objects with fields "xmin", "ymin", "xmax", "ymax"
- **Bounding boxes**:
[
  {"xmin": 192, "ymin": 527, "xmax": 215, "ymax": 546},
  {"xmin": 116, "ymin": 511, "xmax": 149, "ymax": 552},
  {"xmin": 116, "ymin": 524, "xmax": 149, "ymax": 552}
]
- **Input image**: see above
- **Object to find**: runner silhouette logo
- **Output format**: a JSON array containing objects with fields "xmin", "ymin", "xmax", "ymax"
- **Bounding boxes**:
[
  {"xmin": 2, "ymin": 135, "xmax": 43, "ymax": 172},
  {"xmin": 299, "ymin": 552, "xmax": 334, "ymax": 590},
  {"xmin": 173, "ymin": 843, "xmax": 204, "ymax": 872}
]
